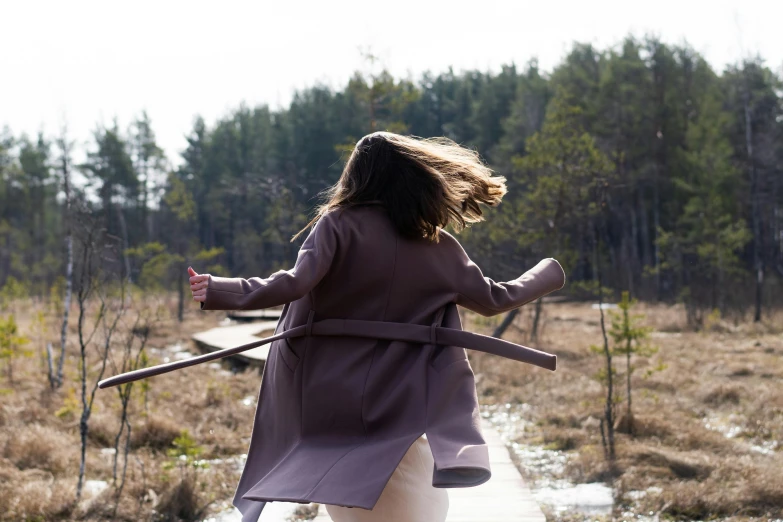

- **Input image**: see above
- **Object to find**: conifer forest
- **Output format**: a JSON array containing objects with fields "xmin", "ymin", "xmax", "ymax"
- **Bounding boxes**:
[{"xmin": 2, "ymin": 37, "xmax": 782, "ymax": 325}]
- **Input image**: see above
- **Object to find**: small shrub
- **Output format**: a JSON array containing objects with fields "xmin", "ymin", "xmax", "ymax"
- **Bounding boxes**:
[
  {"xmin": 204, "ymin": 380, "xmax": 229, "ymax": 407},
  {"xmin": 703, "ymin": 383, "xmax": 743, "ymax": 406},
  {"xmin": 131, "ymin": 414, "xmax": 181, "ymax": 450},
  {"xmin": 0, "ymin": 314, "xmax": 33, "ymax": 384},
  {"xmin": 155, "ymin": 475, "xmax": 211, "ymax": 522},
  {"xmin": 86, "ymin": 413, "xmax": 119, "ymax": 447},
  {"xmin": 541, "ymin": 427, "xmax": 586, "ymax": 451},
  {"xmin": 0, "ymin": 468, "xmax": 75, "ymax": 521},
  {"xmin": 631, "ymin": 447, "xmax": 712, "ymax": 480},
  {"xmin": 3, "ymin": 424, "xmax": 72, "ymax": 474},
  {"xmin": 164, "ymin": 429, "xmax": 207, "ymax": 472},
  {"xmin": 0, "ymin": 277, "xmax": 29, "ymax": 309},
  {"xmin": 54, "ymin": 387, "xmax": 80, "ymax": 420},
  {"xmin": 730, "ymin": 366, "xmax": 754, "ymax": 377},
  {"xmin": 627, "ymin": 415, "xmax": 673, "ymax": 439}
]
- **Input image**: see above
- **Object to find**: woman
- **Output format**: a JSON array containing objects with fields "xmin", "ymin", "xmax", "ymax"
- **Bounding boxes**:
[{"xmin": 188, "ymin": 131, "xmax": 565, "ymax": 522}]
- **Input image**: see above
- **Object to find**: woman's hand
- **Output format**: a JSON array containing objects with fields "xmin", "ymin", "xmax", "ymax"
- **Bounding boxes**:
[{"xmin": 188, "ymin": 266, "xmax": 210, "ymax": 303}]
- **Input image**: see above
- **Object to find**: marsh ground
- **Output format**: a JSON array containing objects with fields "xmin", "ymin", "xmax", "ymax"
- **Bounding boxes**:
[
  {"xmin": 465, "ymin": 302, "xmax": 783, "ymax": 521},
  {"xmin": 1, "ymin": 298, "xmax": 781, "ymax": 521}
]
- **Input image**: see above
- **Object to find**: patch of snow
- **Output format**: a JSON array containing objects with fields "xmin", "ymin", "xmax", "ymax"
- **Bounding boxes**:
[
  {"xmin": 483, "ymin": 403, "xmax": 615, "ymax": 516},
  {"xmin": 203, "ymin": 501, "xmax": 302, "ymax": 522},
  {"xmin": 483, "ymin": 404, "xmax": 568, "ymax": 489},
  {"xmin": 224, "ymin": 454, "xmax": 247, "ymax": 473},
  {"xmin": 203, "ymin": 507, "xmax": 241, "ymax": 522},
  {"xmin": 750, "ymin": 440, "xmax": 779, "ymax": 455},
  {"xmin": 627, "ymin": 489, "xmax": 647, "ymax": 500},
  {"xmin": 534, "ymin": 482, "xmax": 613, "ymax": 515},
  {"xmin": 704, "ymin": 414, "xmax": 777, "ymax": 456},
  {"xmin": 703, "ymin": 414, "xmax": 745, "ymax": 438},
  {"xmin": 651, "ymin": 331, "xmax": 682, "ymax": 338},
  {"xmin": 167, "ymin": 342, "xmax": 185, "ymax": 352},
  {"xmin": 84, "ymin": 479, "xmax": 109, "ymax": 497}
]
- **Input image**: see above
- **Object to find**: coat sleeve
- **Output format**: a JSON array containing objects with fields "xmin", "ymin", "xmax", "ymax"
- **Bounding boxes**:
[
  {"xmin": 444, "ymin": 233, "xmax": 566, "ymax": 317},
  {"xmin": 200, "ymin": 212, "xmax": 340, "ymax": 311}
]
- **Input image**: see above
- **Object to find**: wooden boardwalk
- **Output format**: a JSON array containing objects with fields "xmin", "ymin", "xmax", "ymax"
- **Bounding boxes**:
[
  {"xmin": 191, "ymin": 320, "xmax": 279, "ymax": 364},
  {"xmin": 312, "ymin": 418, "xmax": 545, "ymax": 522},
  {"xmin": 194, "ymin": 319, "xmax": 545, "ymax": 521},
  {"xmin": 227, "ymin": 309, "xmax": 283, "ymax": 322}
]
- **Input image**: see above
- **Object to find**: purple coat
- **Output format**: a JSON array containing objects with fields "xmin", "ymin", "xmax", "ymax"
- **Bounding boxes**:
[{"xmin": 198, "ymin": 204, "xmax": 566, "ymax": 521}]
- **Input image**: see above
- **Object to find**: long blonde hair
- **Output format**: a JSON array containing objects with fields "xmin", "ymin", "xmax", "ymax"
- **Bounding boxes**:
[{"xmin": 293, "ymin": 131, "xmax": 507, "ymax": 242}]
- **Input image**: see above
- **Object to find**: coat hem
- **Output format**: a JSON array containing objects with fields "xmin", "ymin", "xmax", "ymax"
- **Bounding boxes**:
[
  {"xmin": 241, "ymin": 432, "xmax": 430, "ymax": 513},
  {"xmin": 238, "ymin": 494, "xmax": 376, "ymax": 511}
]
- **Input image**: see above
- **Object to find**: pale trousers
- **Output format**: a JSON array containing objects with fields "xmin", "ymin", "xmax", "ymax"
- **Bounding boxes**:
[{"xmin": 324, "ymin": 435, "xmax": 449, "ymax": 522}]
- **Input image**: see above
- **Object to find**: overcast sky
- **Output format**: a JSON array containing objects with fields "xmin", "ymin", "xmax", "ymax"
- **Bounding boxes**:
[{"xmin": 2, "ymin": 0, "xmax": 781, "ymax": 166}]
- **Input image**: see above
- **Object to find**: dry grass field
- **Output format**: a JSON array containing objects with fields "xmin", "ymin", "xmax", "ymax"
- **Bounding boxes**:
[
  {"xmin": 464, "ymin": 302, "xmax": 783, "ymax": 521},
  {"xmin": 0, "ymin": 297, "xmax": 265, "ymax": 521},
  {"xmin": 0, "ymin": 296, "xmax": 781, "ymax": 521}
]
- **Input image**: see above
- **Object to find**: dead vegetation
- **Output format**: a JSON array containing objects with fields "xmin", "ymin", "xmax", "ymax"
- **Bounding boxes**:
[
  {"xmin": 2, "ymin": 296, "xmax": 781, "ymax": 520},
  {"xmin": 0, "ymin": 295, "xmax": 262, "ymax": 521},
  {"xmin": 466, "ymin": 301, "xmax": 783, "ymax": 520}
]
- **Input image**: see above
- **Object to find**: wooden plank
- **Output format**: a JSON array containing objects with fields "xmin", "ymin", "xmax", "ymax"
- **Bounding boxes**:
[
  {"xmin": 227, "ymin": 309, "xmax": 283, "ymax": 322},
  {"xmin": 313, "ymin": 419, "xmax": 545, "ymax": 521},
  {"xmin": 193, "ymin": 320, "xmax": 546, "ymax": 521},
  {"xmin": 191, "ymin": 320, "xmax": 279, "ymax": 364}
]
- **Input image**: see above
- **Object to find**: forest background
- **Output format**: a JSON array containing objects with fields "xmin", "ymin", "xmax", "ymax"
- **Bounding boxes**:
[{"xmin": 2, "ymin": 36, "xmax": 782, "ymax": 325}]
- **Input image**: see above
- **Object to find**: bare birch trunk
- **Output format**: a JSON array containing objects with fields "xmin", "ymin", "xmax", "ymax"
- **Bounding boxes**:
[{"xmin": 51, "ymin": 127, "xmax": 73, "ymax": 390}]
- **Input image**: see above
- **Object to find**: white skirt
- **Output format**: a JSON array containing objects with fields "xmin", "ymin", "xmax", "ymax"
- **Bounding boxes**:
[{"xmin": 324, "ymin": 435, "xmax": 449, "ymax": 522}]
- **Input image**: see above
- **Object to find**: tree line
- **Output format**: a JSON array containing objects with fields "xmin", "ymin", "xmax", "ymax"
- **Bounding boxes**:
[{"xmin": 1, "ymin": 37, "xmax": 782, "ymax": 326}]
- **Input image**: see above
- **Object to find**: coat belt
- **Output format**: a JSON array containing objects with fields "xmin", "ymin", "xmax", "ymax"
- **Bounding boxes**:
[{"xmin": 98, "ymin": 315, "xmax": 556, "ymax": 389}]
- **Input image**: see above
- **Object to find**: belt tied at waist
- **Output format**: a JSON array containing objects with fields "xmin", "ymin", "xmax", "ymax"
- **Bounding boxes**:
[{"xmin": 98, "ymin": 313, "xmax": 557, "ymax": 389}]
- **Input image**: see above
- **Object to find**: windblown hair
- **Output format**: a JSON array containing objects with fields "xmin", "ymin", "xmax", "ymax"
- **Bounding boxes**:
[{"xmin": 293, "ymin": 131, "xmax": 507, "ymax": 242}]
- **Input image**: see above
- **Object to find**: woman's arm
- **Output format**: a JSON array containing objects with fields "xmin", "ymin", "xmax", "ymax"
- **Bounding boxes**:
[
  {"xmin": 194, "ymin": 211, "xmax": 340, "ymax": 311},
  {"xmin": 442, "ymin": 232, "xmax": 566, "ymax": 317}
]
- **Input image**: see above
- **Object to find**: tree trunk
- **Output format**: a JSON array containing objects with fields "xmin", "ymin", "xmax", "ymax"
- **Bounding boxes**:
[
  {"xmin": 492, "ymin": 308, "xmax": 520, "ymax": 338},
  {"xmin": 652, "ymin": 155, "xmax": 662, "ymax": 301},
  {"xmin": 595, "ymin": 224, "xmax": 615, "ymax": 461},
  {"xmin": 744, "ymin": 97, "xmax": 763, "ymax": 322},
  {"xmin": 530, "ymin": 298, "xmax": 543, "ymax": 342},
  {"xmin": 626, "ymin": 343, "xmax": 633, "ymax": 436},
  {"xmin": 53, "ymin": 130, "xmax": 73, "ymax": 390},
  {"xmin": 56, "ymin": 230, "xmax": 72, "ymax": 388},
  {"xmin": 76, "ymin": 410, "xmax": 88, "ymax": 501},
  {"xmin": 178, "ymin": 261, "xmax": 185, "ymax": 323},
  {"xmin": 46, "ymin": 342, "xmax": 55, "ymax": 388},
  {"xmin": 637, "ymin": 188, "xmax": 653, "ymax": 271},
  {"xmin": 141, "ymin": 161, "xmax": 149, "ymax": 242},
  {"xmin": 628, "ymin": 202, "xmax": 638, "ymax": 295},
  {"xmin": 116, "ymin": 206, "xmax": 132, "ymax": 284}
]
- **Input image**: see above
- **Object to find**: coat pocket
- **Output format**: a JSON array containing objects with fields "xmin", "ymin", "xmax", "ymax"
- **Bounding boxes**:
[{"xmin": 277, "ymin": 337, "xmax": 300, "ymax": 372}]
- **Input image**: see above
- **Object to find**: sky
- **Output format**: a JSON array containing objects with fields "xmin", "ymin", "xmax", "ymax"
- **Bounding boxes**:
[{"xmin": 2, "ymin": 0, "xmax": 781, "ymax": 167}]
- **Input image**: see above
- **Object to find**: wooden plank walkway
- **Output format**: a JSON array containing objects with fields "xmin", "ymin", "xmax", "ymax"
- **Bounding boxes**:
[
  {"xmin": 313, "ymin": 418, "xmax": 545, "ymax": 522},
  {"xmin": 227, "ymin": 309, "xmax": 283, "ymax": 322},
  {"xmin": 191, "ymin": 320, "xmax": 279, "ymax": 364},
  {"xmin": 194, "ymin": 319, "xmax": 545, "ymax": 521}
]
